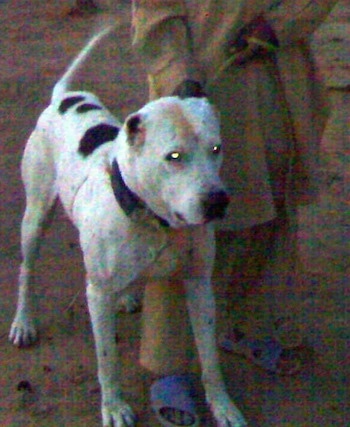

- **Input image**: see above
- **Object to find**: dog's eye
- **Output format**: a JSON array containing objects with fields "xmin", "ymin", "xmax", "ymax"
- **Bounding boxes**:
[
  {"xmin": 212, "ymin": 145, "xmax": 221, "ymax": 155},
  {"xmin": 165, "ymin": 151, "xmax": 182, "ymax": 162}
]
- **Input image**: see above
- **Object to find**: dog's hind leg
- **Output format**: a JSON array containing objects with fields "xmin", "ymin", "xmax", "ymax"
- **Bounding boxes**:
[{"xmin": 9, "ymin": 128, "xmax": 58, "ymax": 347}]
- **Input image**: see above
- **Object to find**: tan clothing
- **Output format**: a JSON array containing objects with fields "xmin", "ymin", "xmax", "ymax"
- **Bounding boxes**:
[
  {"xmin": 132, "ymin": 0, "xmax": 336, "ymax": 230},
  {"xmin": 132, "ymin": 1, "xmax": 337, "ymax": 376}
]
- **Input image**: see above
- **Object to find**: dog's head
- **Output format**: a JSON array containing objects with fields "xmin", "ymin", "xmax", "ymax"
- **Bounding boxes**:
[{"xmin": 112, "ymin": 97, "xmax": 229, "ymax": 228}]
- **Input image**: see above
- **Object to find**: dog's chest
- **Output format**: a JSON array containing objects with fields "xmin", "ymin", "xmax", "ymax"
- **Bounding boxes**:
[{"xmin": 142, "ymin": 227, "xmax": 193, "ymax": 280}]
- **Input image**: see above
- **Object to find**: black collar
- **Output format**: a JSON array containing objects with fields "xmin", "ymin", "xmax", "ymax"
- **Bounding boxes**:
[{"xmin": 110, "ymin": 159, "xmax": 169, "ymax": 228}]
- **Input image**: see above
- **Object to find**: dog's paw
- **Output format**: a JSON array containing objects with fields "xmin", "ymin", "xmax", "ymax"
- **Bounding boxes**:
[
  {"xmin": 9, "ymin": 314, "xmax": 37, "ymax": 347},
  {"xmin": 102, "ymin": 400, "xmax": 137, "ymax": 427},
  {"xmin": 116, "ymin": 294, "xmax": 141, "ymax": 314},
  {"xmin": 207, "ymin": 389, "xmax": 247, "ymax": 427}
]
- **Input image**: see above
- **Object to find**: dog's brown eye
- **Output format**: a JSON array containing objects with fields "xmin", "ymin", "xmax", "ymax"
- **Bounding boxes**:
[
  {"xmin": 212, "ymin": 145, "xmax": 221, "ymax": 155},
  {"xmin": 165, "ymin": 151, "xmax": 182, "ymax": 162}
]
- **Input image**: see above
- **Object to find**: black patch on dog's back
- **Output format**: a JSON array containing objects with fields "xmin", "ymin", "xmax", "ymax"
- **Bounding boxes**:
[
  {"xmin": 79, "ymin": 123, "xmax": 120, "ymax": 156},
  {"xmin": 59, "ymin": 96, "xmax": 85, "ymax": 114},
  {"xmin": 76, "ymin": 103, "xmax": 103, "ymax": 114}
]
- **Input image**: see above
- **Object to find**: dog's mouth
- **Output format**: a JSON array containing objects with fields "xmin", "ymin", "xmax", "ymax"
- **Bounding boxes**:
[
  {"xmin": 172, "ymin": 211, "xmax": 206, "ymax": 228},
  {"xmin": 172, "ymin": 211, "xmax": 208, "ymax": 228},
  {"xmin": 172, "ymin": 211, "xmax": 190, "ymax": 227},
  {"xmin": 174, "ymin": 212, "xmax": 186, "ymax": 223}
]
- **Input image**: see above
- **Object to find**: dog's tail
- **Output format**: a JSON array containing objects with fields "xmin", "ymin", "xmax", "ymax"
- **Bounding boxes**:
[{"xmin": 51, "ymin": 24, "xmax": 114, "ymax": 104}]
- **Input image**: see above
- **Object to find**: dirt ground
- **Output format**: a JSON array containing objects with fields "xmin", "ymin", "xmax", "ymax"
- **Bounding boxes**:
[{"xmin": 0, "ymin": 1, "xmax": 348, "ymax": 426}]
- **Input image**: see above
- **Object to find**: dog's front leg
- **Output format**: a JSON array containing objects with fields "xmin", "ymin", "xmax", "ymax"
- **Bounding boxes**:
[
  {"xmin": 87, "ymin": 283, "xmax": 136, "ymax": 427},
  {"xmin": 185, "ymin": 226, "xmax": 247, "ymax": 427}
]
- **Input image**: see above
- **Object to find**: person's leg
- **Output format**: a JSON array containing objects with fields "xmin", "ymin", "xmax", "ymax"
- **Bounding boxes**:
[
  {"xmin": 139, "ymin": 277, "xmax": 197, "ymax": 377},
  {"xmin": 214, "ymin": 228, "xmax": 254, "ymax": 336},
  {"xmin": 215, "ymin": 225, "xmax": 275, "ymax": 341},
  {"xmin": 139, "ymin": 228, "xmax": 198, "ymax": 376},
  {"xmin": 218, "ymin": 209, "xmax": 299, "ymax": 325},
  {"xmin": 217, "ymin": 207, "xmax": 304, "ymax": 374},
  {"xmin": 139, "ymin": 260, "xmax": 200, "ymax": 425},
  {"xmin": 260, "ymin": 207, "xmax": 304, "ymax": 343}
]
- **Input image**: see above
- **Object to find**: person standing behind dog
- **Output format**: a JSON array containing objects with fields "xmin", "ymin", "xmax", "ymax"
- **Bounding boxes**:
[{"xmin": 131, "ymin": 0, "xmax": 337, "ymax": 422}]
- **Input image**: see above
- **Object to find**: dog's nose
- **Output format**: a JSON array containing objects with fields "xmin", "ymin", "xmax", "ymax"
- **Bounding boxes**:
[{"xmin": 202, "ymin": 190, "xmax": 230, "ymax": 221}]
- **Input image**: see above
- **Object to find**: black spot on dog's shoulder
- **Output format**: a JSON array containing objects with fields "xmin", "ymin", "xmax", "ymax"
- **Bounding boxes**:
[
  {"xmin": 76, "ymin": 103, "xmax": 103, "ymax": 113},
  {"xmin": 79, "ymin": 123, "xmax": 120, "ymax": 156},
  {"xmin": 59, "ymin": 96, "xmax": 85, "ymax": 114}
]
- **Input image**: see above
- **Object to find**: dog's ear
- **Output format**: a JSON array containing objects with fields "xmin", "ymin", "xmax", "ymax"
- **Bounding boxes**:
[{"xmin": 125, "ymin": 113, "xmax": 145, "ymax": 146}]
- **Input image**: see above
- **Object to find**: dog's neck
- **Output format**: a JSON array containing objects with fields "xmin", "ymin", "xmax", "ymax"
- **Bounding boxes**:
[{"xmin": 110, "ymin": 159, "xmax": 169, "ymax": 228}]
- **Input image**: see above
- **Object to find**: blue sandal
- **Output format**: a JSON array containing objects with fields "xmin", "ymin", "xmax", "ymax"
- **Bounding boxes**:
[
  {"xmin": 220, "ymin": 329, "xmax": 302, "ymax": 375},
  {"xmin": 150, "ymin": 375, "xmax": 200, "ymax": 426}
]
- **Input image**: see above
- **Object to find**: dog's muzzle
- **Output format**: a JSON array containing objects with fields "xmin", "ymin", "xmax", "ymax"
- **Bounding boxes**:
[{"xmin": 202, "ymin": 190, "xmax": 230, "ymax": 222}]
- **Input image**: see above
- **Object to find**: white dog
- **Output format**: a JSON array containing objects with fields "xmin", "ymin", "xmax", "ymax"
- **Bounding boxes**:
[{"xmin": 9, "ymin": 26, "xmax": 246, "ymax": 427}]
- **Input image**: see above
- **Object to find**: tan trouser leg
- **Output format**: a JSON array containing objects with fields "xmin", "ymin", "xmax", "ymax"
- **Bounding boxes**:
[
  {"xmin": 139, "ymin": 228, "xmax": 198, "ymax": 376},
  {"xmin": 139, "ymin": 277, "xmax": 198, "ymax": 376},
  {"xmin": 215, "ymin": 227, "xmax": 265, "ymax": 337},
  {"xmin": 216, "ymin": 209, "xmax": 299, "ymax": 338},
  {"xmin": 261, "ymin": 209, "xmax": 300, "ymax": 320}
]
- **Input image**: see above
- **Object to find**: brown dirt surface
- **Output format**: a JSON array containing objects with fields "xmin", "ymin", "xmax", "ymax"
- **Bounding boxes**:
[{"xmin": 0, "ymin": 1, "xmax": 348, "ymax": 426}]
